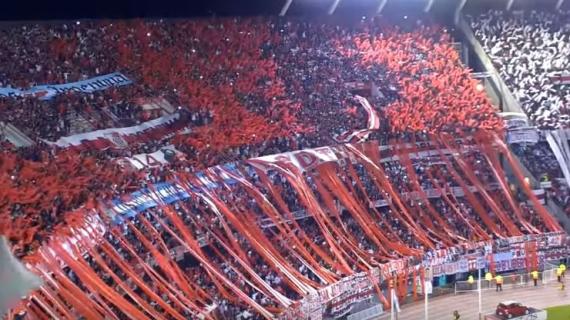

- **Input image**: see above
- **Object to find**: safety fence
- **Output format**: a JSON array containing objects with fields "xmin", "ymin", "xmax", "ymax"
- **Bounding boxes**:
[
  {"xmin": 346, "ymin": 305, "xmax": 384, "ymax": 320},
  {"xmin": 454, "ymin": 264, "xmax": 561, "ymax": 294}
]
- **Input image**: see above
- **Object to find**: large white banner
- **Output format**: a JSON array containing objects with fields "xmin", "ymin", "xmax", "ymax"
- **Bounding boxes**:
[
  {"xmin": 505, "ymin": 118, "xmax": 529, "ymax": 129},
  {"xmin": 126, "ymin": 145, "xmax": 182, "ymax": 169},
  {"xmin": 337, "ymin": 95, "xmax": 380, "ymax": 143},
  {"xmin": 507, "ymin": 127, "xmax": 539, "ymax": 144},
  {"xmin": 43, "ymin": 113, "xmax": 180, "ymax": 147},
  {"xmin": 0, "ymin": 72, "xmax": 132, "ymax": 100},
  {"xmin": 251, "ymin": 146, "xmax": 339, "ymax": 172}
]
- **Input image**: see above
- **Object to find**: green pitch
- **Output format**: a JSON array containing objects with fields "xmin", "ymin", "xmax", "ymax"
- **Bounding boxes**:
[{"xmin": 547, "ymin": 305, "xmax": 570, "ymax": 320}]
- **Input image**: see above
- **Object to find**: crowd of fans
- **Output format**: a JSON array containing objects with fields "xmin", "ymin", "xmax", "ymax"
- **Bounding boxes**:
[
  {"xmin": 511, "ymin": 142, "xmax": 562, "ymax": 183},
  {"xmin": 18, "ymin": 134, "xmax": 556, "ymax": 319},
  {"xmin": 0, "ymin": 16, "xmax": 503, "ymax": 256},
  {"xmin": 0, "ymin": 85, "xmax": 163, "ymax": 141},
  {"xmin": 470, "ymin": 10, "xmax": 570, "ymax": 129},
  {"xmin": 2, "ymin": 14, "xmax": 564, "ymax": 320},
  {"xmin": 512, "ymin": 141, "xmax": 570, "ymax": 216}
]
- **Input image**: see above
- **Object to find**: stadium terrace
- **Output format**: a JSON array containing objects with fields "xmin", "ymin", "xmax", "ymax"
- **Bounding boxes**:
[{"xmin": 1, "ymin": 1, "xmax": 570, "ymax": 319}]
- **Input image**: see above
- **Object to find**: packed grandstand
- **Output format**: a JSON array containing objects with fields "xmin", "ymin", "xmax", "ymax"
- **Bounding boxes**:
[{"xmin": 1, "ymin": 1, "xmax": 570, "ymax": 320}]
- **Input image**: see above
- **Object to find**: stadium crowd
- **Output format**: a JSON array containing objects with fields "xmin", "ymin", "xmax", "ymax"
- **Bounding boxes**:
[
  {"xmin": 512, "ymin": 141, "xmax": 570, "ymax": 216},
  {"xmin": 470, "ymin": 10, "xmax": 570, "ymax": 129},
  {"xmin": 0, "ymin": 16, "xmax": 502, "ymax": 255},
  {"xmin": 18, "ymin": 133, "xmax": 558, "ymax": 319},
  {"xmin": 0, "ymin": 14, "xmax": 565, "ymax": 320}
]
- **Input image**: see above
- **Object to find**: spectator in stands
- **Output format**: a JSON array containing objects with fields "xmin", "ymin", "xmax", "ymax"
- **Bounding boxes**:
[
  {"xmin": 3, "ymin": 16, "xmax": 552, "ymax": 320},
  {"xmin": 470, "ymin": 10, "xmax": 570, "ymax": 128}
]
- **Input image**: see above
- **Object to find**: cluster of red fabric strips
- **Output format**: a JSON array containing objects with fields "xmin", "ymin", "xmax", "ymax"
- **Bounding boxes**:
[{"xmin": 12, "ymin": 130, "xmax": 560, "ymax": 319}]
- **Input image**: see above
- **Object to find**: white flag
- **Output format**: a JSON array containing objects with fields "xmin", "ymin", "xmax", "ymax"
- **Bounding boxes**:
[{"xmin": 0, "ymin": 237, "xmax": 42, "ymax": 316}]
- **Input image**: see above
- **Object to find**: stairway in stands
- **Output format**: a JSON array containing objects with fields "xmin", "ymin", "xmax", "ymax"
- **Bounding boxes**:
[
  {"xmin": 0, "ymin": 122, "xmax": 34, "ymax": 147},
  {"xmin": 139, "ymin": 97, "xmax": 175, "ymax": 114},
  {"xmin": 66, "ymin": 112, "xmax": 95, "ymax": 135}
]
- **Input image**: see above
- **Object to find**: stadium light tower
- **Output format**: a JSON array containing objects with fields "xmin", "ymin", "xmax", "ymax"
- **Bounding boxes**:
[
  {"xmin": 280, "ymin": 0, "xmax": 293, "ymax": 16},
  {"xmin": 506, "ymin": 0, "xmax": 515, "ymax": 10},
  {"xmin": 376, "ymin": 0, "xmax": 389, "ymax": 14},
  {"xmin": 328, "ymin": 0, "xmax": 342, "ymax": 14},
  {"xmin": 424, "ymin": 276, "xmax": 432, "ymax": 319},
  {"xmin": 424, "ymin": 0, "xmax": 434, "ymax": 12},
  {"xmin": 454, "ymin": 0, "xmax": 467, "ymax": 24}
]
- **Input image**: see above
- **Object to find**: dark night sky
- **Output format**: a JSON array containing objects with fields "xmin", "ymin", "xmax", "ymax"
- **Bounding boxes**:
[
  {"xmin": 0, "ymin": 0, "xmax": 283, "ymax": 20},
  {"xmin": 0, "ymin": 0, "xmax": 273, "ymax": 20},
  {"xmin": 0, "ymin": 0, "xmax": 445, "ymax": 21},
  {"xmin": 0, "ymin": 0, "xmax": 563, "ymax": 21}
]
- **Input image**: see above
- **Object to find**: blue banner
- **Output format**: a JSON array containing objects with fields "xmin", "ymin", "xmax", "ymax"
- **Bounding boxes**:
[
  {"xmin": 108, "ymin": 165, "xmax": 242, "ymax": 224},
  {"xmin": 0, "ymin": 72, "xmax": 132, "ymax": 100}
]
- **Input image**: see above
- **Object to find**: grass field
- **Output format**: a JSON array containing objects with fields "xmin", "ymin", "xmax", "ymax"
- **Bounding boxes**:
[{"xmin": 547, "ymin": 305, "xmax": 570, "ymax": 320}]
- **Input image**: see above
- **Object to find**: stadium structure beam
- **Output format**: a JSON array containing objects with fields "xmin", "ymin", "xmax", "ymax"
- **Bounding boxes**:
[
  {"xmin": 506, "ymin": 0, "xmax": 515, "ymax": 10},
  {"xmin": 556, "ymin": 0, "xmax": 565, "ymax": 10},
  {"xmin": 328, "ymin": 0, "xmax": 342, "ymax": 15},
  {"xmin": 454, "ymin": 0, "xmax": 467, "ymax": 24},
  {"xmin": 376, "ymin": 0, "xmax": 389, "ymax": 14},
  {"xmin": 280, "ymin": 0, "xmax": 293, "ymax": 16},
  {"xmin": 424, "ymin": 0, "xmax": 435, "ymax": 12}
]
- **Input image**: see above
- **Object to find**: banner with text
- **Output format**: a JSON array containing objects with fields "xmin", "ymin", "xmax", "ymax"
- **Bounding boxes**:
[
  {"xmin": 0, "ymin": 72, "xmax": 132, "ymax": 100},
  {"xmin": 507, "ymin": 127, "xmax": 539, "ymax": 144},
  {"xmin": 43, "ymin": 113, "xmax": 179, "ymax": 147}
]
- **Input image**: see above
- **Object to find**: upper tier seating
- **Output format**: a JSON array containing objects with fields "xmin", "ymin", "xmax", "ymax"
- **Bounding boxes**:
[{"xmin": 470, "ymin": 10, "xmax": 570, "ymax": 129}]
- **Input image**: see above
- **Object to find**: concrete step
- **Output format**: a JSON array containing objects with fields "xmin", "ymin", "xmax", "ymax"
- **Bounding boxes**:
[
  {"xmin": 138, "ymin": 97, "xmax": 176, "ymax": 114},
  {"xmin": 0, "ymin": 122, "xmax": 34, "ymax": 147},
  {"xmin": 67, "ymin": 113, "xmax": 95, "ymax": 135}
]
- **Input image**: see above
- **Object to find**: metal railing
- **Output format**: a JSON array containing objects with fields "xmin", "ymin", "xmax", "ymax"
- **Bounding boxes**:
[
  {"xmin": 454, "ymin": 269, "xmax": 559, "ymax": 294},
  {"xmin": 346, "ymin": 305, "xmax": 384, "ymax": 320}
]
